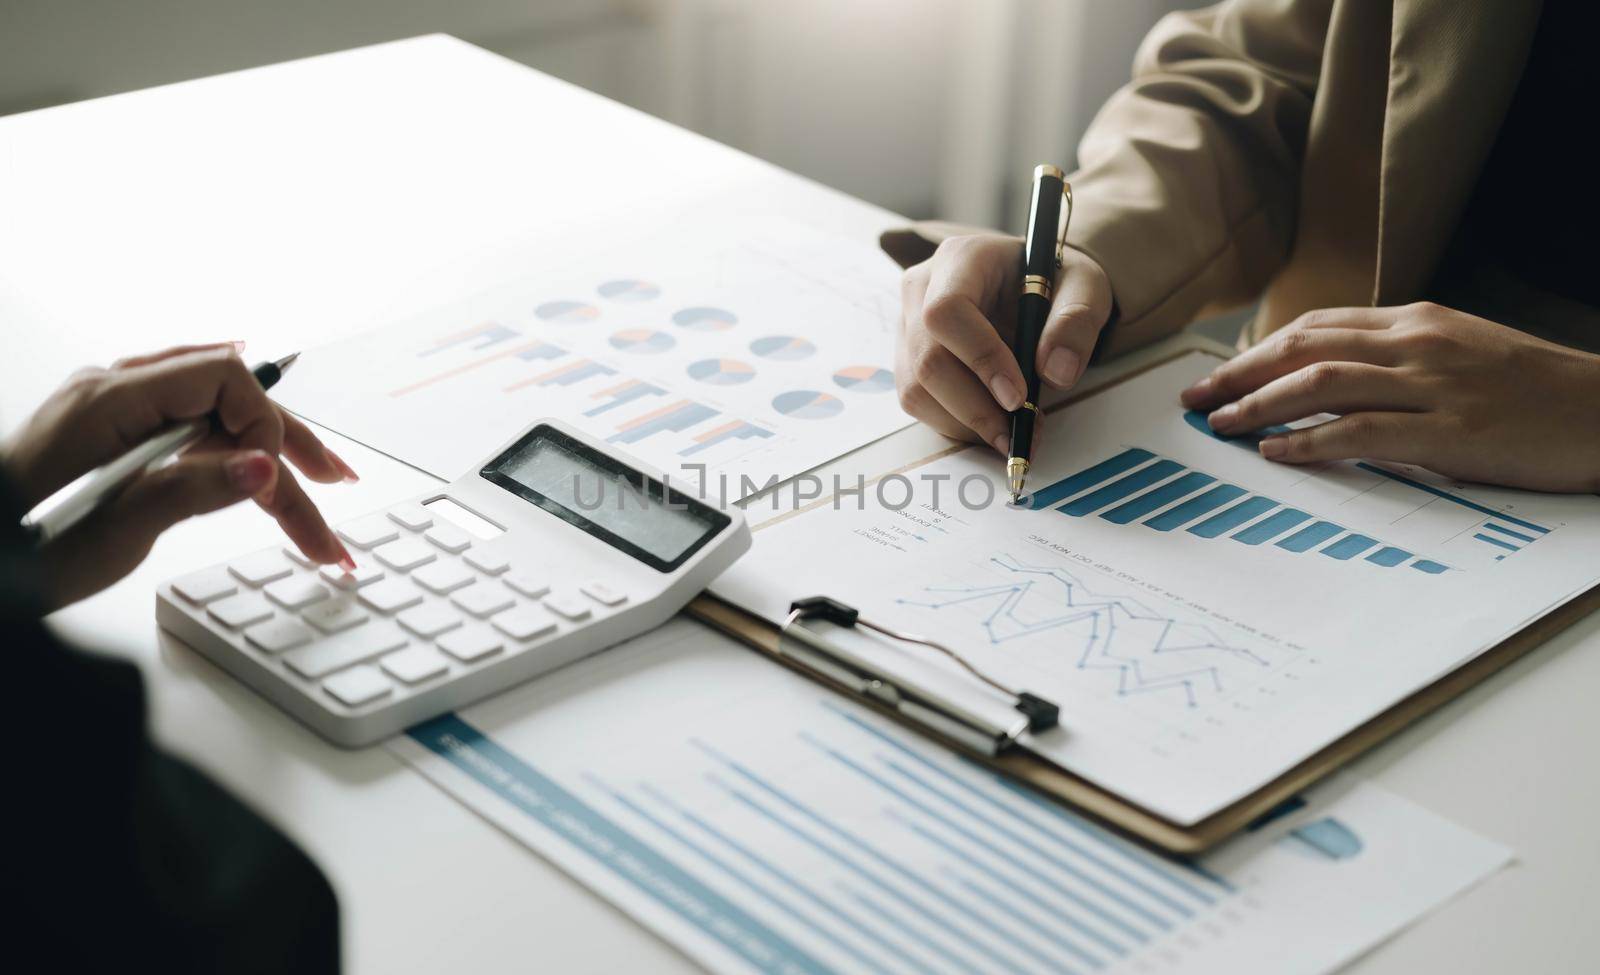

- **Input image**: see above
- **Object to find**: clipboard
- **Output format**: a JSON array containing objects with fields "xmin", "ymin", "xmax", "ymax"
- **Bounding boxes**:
[{"xmin": 687, "ymin": 347, "xmax": 1600, "ymax": 855}]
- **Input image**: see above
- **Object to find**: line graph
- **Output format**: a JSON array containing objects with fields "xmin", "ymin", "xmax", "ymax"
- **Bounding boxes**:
[{"xmin": 898, "ymin": 554, "xmax": 1269, "ymax": 707}]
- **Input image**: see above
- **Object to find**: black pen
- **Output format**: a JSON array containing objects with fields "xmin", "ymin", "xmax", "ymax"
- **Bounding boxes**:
[{"xmin": 1007, "ymin": 165, "xmax": 1072, "ymax": 503}]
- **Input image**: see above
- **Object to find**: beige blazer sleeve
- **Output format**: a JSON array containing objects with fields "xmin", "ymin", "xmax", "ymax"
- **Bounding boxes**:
[{"xmin": 883, "ymin": 0, "xmax": 1333, "ymax": 355}]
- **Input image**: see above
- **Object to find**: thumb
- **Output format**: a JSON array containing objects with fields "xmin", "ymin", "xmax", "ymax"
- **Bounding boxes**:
[{"xmin": 1035, "ymin": 251, "xmax": 1114, "ymax": 390}]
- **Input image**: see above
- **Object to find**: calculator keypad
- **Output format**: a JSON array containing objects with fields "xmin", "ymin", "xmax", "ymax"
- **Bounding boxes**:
[{"xmin": 170, "ymin": 500, "xmax": 639, "ymax": 719}]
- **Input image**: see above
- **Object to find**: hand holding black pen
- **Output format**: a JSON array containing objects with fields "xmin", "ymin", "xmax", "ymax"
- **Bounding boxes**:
[{"xmin": 1007, "ymin": 165, "xmax": 1073, "ymax": 502}]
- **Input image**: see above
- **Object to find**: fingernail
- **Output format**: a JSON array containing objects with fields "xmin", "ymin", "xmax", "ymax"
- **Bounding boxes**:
[
  {"xmin": 225, "ymin": 451, "xmax": 274, "ymax": 493},
  {"xmin": 1180, "ymin": 378, "xmax": 1212, "ymax": 407},
  {"xmin": 229, "ymin": 340, "xmax": 246, "ymax": 354},
  {"xmin": 337, "ymin": 549, "xmax": 358, "ymax": 573},
  {"xmin": 1044, "ymin": 348, "xmax": 1079, "ymax": 387},
  {"xmin": 988, "ymin": 374, "xmax": 1023, "ymax": 411},
  {"xmin": 1260, "ymin": 436, "xmax": 1287, "ymax": 460},
  {"xmin": 991, "ymin": 433, "xmax": 1010, "ymax": 455},
  {"xmin": 329, "ymin": 449, "xmax": 360, "ymax": 483},
  {"xmin": 1208, "ymin": 405, "xmax": 1238, "ymax": 430}
]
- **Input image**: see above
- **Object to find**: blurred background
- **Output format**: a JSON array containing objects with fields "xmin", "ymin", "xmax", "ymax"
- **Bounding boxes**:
[{"xmin": 0, "ymin": 0, "xmax": 1196, "ymax": 233}]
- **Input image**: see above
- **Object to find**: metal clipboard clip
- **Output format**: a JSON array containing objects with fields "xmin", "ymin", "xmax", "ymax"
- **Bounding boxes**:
[{"xmin": 780, "ymin": 596, "xmax": 1060, "ymax": 756}]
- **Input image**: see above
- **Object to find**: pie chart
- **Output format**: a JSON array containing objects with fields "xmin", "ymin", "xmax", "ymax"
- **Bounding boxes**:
[
  {"xmin": 687, "ymin": 358, "xmax": 756, "ymax": 386},
  {"xmin": 597, "ymin": 279, "xmax": 661, "ymax": 302},
  {"xmin": 672, "ymin": 306, "xmax": 738, "ymax": 332},
  {"xmin": 750, "ymin": 335, "xmax": 816, "ymax": 361},
  {"xmin": 536, "ymin": 300, "xmax": 600, "ymax": 323},
  {"xmin": 772, "ymin": 390, "xmax": 844, "ymax": 420},
  {"xmin": 608, "ymin": 328, "xmax": 676, "ymax": 354},
  {"xmin": 832, "ymin": 365, "xmax": 895, "ymax": 393}
]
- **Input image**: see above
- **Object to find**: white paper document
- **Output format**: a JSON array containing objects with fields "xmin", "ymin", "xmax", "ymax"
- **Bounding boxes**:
[
  {"xmin": 714, "ymin": 349, "xmax": 1600, "ymax": 824},
  {"xmin": 391, "ymin": 619, "xmax": 1509, "ymax": 975},
  {"xmin": 277, "ymin": 220, "xmax": 911, "ymax": 498}
]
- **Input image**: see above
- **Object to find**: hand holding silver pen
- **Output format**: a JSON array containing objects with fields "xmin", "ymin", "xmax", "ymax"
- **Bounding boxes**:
[{"xmin": 7, "ymin": 343, "xmax": 359, "ymax": 609}]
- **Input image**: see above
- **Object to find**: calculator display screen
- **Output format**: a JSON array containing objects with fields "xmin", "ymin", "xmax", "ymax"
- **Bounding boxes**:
[{"xmin": 481, "ymin": 426, "xmax": 729, "ymax": 572}]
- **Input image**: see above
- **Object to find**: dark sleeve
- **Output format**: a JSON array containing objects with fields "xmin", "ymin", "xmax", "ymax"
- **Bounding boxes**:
[{"xmin": 6, "ymin": 477, "xmax": 340, "ymax": 974}]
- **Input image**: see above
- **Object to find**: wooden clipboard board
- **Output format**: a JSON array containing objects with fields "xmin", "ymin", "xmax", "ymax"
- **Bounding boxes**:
[{"xmin": 688, "ymin": 348, "xmax": 1600, "ymax": 855}]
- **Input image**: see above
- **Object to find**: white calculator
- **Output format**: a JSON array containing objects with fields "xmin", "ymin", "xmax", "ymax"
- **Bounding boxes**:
[{"xmin": 157, "ymin": 420, "xmax": 750, "ymax": 746}]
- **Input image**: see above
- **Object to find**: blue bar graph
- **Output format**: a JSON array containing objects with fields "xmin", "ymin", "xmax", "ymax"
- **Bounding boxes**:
[
  {"xmin": 1026, "ymin": 448, "xmax": 1154, "ymax": 510},
  {"xmin": 1354, "ymin": 462, "xmax": 1550, "ymax": 535},
  {"xmin": 1144, "ymin": 484, "xmax": 1246, "ymax": 532},
  {"xmin": 609, "ymin": 401, "xmax": 720, "ymax": 445},
  {"xmin": 583, "ymin": 379, "xmax": 666, "ymax": 417},
  {"xmin": 1061, "ymin": 460, "xmax": 1184, "ymax": 517},
  {"xmin": 1101, "ymin": 472, "xmax": 1216, "ymax": 524},
  {"xmin": 1323, "ymin": 535, "xmax": 1378, "ymax": 560},
  {"xmin": 1365, "ymin": 546, "xmax": 1412, "ymax": 567},
  {"xmin": 1474, "ymin": 532, "xmax": 1519, "ymax": 552},
  {"xmin": 1413, "ymin": 560, "xmax": 1449, "ymax": 574},
  {"xmin": 1484, "ymin": 523, "xmax": 1536, "ymax": 543},
  {"xmin": 1232, "ymin": 508, "xmax": 1310, "ymax": 546},
  {"xmin": 1188, "ymin": 497, "xmax": 1276, "ymax": 538},
  {"xmin": 1276, "ymin": 521, "xmax": 1344, "ymax": 553}
]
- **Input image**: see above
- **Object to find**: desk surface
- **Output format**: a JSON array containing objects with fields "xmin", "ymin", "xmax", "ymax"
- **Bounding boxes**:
[{"xmin": 2, "ymin": 35, "xmax": 1595, "ymax": 975}]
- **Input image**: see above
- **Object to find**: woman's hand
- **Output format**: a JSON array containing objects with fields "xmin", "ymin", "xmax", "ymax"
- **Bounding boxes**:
[
  {"xmin": 4, "ymin": 344, "xmax": 360, "ymax": 609},
  {"xmin": 896, "ymin": 234, "xmax": 1114, "ymax": 453},
  {"xmin": 1182, "ymin": 302, "xmax": 1600, "ymax": 493}
]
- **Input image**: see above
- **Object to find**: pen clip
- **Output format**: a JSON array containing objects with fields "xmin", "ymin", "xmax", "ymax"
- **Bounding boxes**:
[{"xmin": 1054, "ymin": 181, "xmax": 1073, "ymax": 270}]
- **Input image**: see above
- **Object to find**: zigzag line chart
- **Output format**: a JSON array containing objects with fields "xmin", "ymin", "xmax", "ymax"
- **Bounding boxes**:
[{"xmin": 897, "ymin": 554, "xmax": 1271, "ymax": 707}]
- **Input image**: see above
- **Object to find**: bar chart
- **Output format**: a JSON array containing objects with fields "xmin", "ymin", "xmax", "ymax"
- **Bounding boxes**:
[
  {"xmin": 390, "ymin": 338, "xmax": 567, "ymax": 398},
  {"xmin": 505, "ymin": 357, "xmax": 617, "ymax": 392},
  {"xmin": 418, "ymin": 321, "xmax": 519, "ymax": 356},
  {"xmin": 535, "ymin": 300, "xmax": 601, "ymax": 323},
  {"xmin": 680, "ymin": 420, "xmax": 775, "ymax": 457},
  {"xmin": 584, "ymin": 379, "xmax": 667, "ymax": 417},
  {"xmin": 610, "ymin": 400, "xmax": 722, "ymax": 446}
]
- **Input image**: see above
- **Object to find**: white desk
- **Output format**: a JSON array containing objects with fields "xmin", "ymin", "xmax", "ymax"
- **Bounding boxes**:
[{"xmin": 2, "ymin": 36, "xmax": 1595, "ymax": 974}]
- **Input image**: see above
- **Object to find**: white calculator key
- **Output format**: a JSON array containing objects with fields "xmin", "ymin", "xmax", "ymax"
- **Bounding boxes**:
[
  {"xmin": 438, "ymin": 627, "xmax": 503, "ymax": 663},
  {"xmin": 208, "ymin": 593, "xmax": 275, "ymax": 629},
  {"xmin": 397, "ymin": 604, "xmax": 464, "ymax": 639},
  {"xmin": 373, "ymin": 539, "xmax": 436, "ymax": 572},
  {"xmin": 302, "ymin": 599, "xmax": 370, "ymax": 634},
  {"xmin": 450, "ymin": 584, "xmax": 515, "ymax": 619},
  {"xmin": 491, "ymin": 605, "xmax": 558, "ymax": 641},
  {"xmin": 172, "ymin": 568, "xmax": 238, "ymax": 606},
  {"xmin": 319, "ymin": 563, "xmax": 385, "ymax": 590},
  {"xmin": 244, "ymin": 617, "xmax": 314, "ymax": 654},
  {"xmin": 424, "ymin": 523, "xmax": 472, "ymax": 554},
  {"xmin": 265, "ymin": 577, "xmax": 330, "ymax": 610},
  {"xmin": 338, "ymin": 514, "xmax": 400, "ymax": 550},
  {"xmin": 282, "ymin": 546, "xmax": 318, "ymax": 568},
  {"xmin": 386, "ymin": 503, "xmax": 433, "ymax": 532},
  {"xmin": 323, "ymin": 665, "xmax": 392, "ymax": 707},
  {"xmin": 503, "ymin": 571, "xmax": 550, "ymax": 599},
  {"xmin": 282, "ymin": 622, "xmax": 407, "ymax": 679},
  {"xmin": 463, "ymin": 549, "xmax": 510, "ymax": 576},
  {"xmin": 413, "ymin": 561, "xmax": 476, "ymax": 595},
  {"xmin": 543, "ymin": 591, "xmax": 592, "ymax": 622},
  {"xmin": 228, "ymin": 551, "xmax": 294, "ymax": 587},
  {"xmin": 358, "ymin": 579, "xmax": 423, "ymax": 614},
  {"xmin": 580, "ymin": 581, "xmax": 628, "ymax": 607},
  {"xmin": 381, "ymin": 646, "xmax": 450, "ymax": 685}
]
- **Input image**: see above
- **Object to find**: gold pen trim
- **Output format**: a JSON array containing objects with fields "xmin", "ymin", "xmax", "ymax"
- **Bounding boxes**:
[{"xmin": 1022, "ymin": 274, "xmax": 1052, "ymax": 299}]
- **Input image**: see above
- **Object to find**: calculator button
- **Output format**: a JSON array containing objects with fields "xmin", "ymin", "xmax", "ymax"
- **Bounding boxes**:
[
  {"xmin": 438, "ymin": 627, "xmax": 503, "ymax": 663},
  {"xmin": 338, "ymin": 515, "xmax": 400, "ymax": 550},
  {"xmin": 228, "ymin": 551, "xmax": 294, "ymax": 588},
  {"xmin": 373, "ymin": 539, "xmax": 436, "ymax": 572},
  {"xmin": 463, "ymin": 549, "xmax": 510, "ymax": 576},
  {"xmin": 282, "ymin": 622, "xmax": 407, "ymax": 679},
  {"xmin": 542, "ymin": 591, "xmax": 592, "ymax": 622},
  {"xmin": 491, "ymin": 605, "xmax": 558, "ymax": 641},
  {"xmin": 282, "ymin": 546, "xmax": 318, "ymax": 568},
  {"xmin": 397, "ymin": 604, "xmax": 464, "ymax": 639},
  {"xmin": 580, "ymin": 581, "xmax": 628, "ymax": 607},
  {"xmin": 386, "ymin": 503, "xmax": 433, "ymax": 532},
  {"xmin": 172, "ymin": 568, "xmax": 238, "ymax": 606},
  {"xmin": 319, "ymin": 563, "xmax": 386, "ymax": 590},
  {"xmin": 265, "ymin": 577, "xmax": 331, "ymax": 610},
  {"xmin": 358, "ymin": 579, "xmax": 423, "ymax": 614},
  {"xmin": 207, "ymin": 593, "xmax": 275, "ymax": 629},
  {"xmin": 244, "ymin": 617, "xmax": 315, "ymax": 654},
  {"xmin": 451, "ymin": 584, "xmax": 516, "ymax": 619},
  {"xmin": 322, "ymin": 665, "xmax": 392, "ymax": 707},
  {"xmin": 302, "ymin": 599, "xmax": 370, "ymax": 634},
  {"xmin": 503, "ymin": 571, "xmax": 550, "ymax": 599},
  {"xmin": 413, "ymin": 562, "xmax": 476, "ymax": 595},
  {"xmin": 424, "ymin": 523, "xmax": 472, "ymax": 554},
  {"xmin": 381, "ymin": 646, "xmax": 450, "ymax": 685}
]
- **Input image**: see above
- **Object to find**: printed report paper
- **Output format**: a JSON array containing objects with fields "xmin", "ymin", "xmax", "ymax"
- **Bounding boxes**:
[
  {"xmin": 392, "ymin": 619, "xmax": 1510, "ymax": 975},
  {"xmin": 714, "ymin": 350, "xmax": 1600, "ymax": 824}
]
